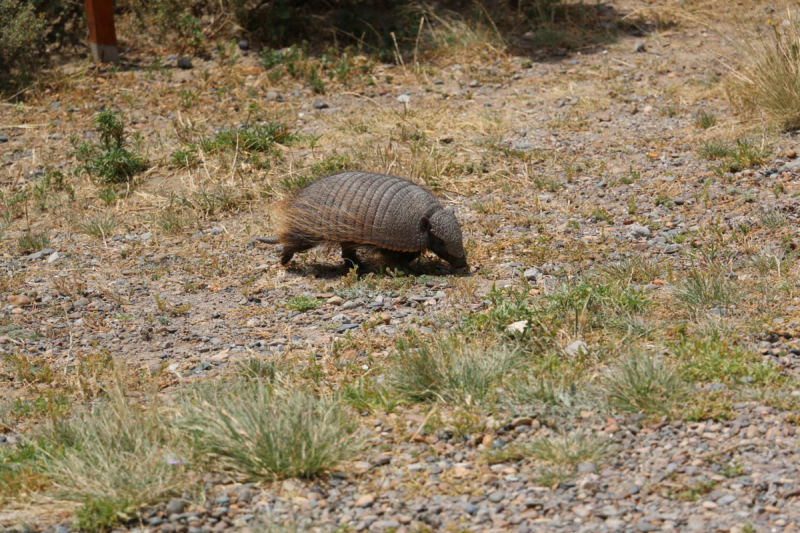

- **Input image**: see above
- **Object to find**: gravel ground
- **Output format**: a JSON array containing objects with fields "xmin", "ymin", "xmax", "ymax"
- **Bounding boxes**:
[{"xmin": 5, "ymin": 0, "xmax": 800, "ymax": 531}]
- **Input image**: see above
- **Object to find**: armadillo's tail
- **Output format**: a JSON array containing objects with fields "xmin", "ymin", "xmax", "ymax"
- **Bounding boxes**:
[{"xmin": 247, "ymin": 236, "xmax": 281, "ymax": 247}]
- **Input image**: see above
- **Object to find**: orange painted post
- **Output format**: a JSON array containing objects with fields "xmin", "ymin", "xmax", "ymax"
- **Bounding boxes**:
[{"xmin": 85, "ymin": 0, "xmax": 119, "ymax": 63}]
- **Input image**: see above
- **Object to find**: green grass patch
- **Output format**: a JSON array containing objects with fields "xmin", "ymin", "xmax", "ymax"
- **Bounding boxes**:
[
  {"xmin": 286, "ymin": 296, "xmax": 321, "ymax": 312},
  {"xmin": 672, "ymin": 267, "xmax": 741, "ymax": 311},
  {"xmin": 602, "ymin": 352, "xmax": 687, "ymax": 417},
  {"xmin": 201, "ymin": 122, "xmax": 295, "ymax": 154},
  {"xmin": 673, "ymin": 334, "xmax": 781, "ymax": 386},
  {"xmin": 179, "ymin": 379, "xmax": 359, "ymax": 480},
  {"xmin": 17, "ymin": 232, "xmax": 50, "ymax": 253},
  {"xmin": 694, "ymin": 110, "xmax": 717, "ymax": 129},
  {"xmin": 387, "ymin": 336, "xmax": 519, "ymax": 406}
]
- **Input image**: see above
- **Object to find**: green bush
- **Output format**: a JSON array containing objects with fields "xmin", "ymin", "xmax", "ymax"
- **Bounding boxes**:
[
  {"xmin": 75, "ymin": 111, "xmax": 146, "ymax": 185},
  {"xmin": 0, "ymin": 0, "xmax": 48, "ymax": 92}
]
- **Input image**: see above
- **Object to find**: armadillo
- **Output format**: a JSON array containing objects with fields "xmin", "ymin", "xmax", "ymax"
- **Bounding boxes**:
[{"xmin": 262, "ymin": 171, "xmax": 467, "ymax": 269}]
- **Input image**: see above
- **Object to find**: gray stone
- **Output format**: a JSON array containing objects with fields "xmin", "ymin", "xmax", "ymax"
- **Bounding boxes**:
[
  {"xmin": 565, "ymin": 340, "xmax": 588, "ymax": 357},
  {"xmin": 523, "ymin": 267, "xmax": 542, "ymax": 281},
  {"xmin": 628, "ymin": 224, "xmax": 651, "ymax": 239},
  {"xmin": 577, "ymin": 462, "xmax": 597, "ymax": 474},
  {"xmin": 166, "ymin": 498, "xmax": 187, "ymax": 515},
  {"xmin": 177, "ymin": 57, "xmax": 193, "ymax": 69},
  {"xmin": 313, "ymin": 99, "xmax": 329, "ymax": 109},
  {"xmin": 488, "ymin": 490, "xmax": 505, "ymax": 503}
]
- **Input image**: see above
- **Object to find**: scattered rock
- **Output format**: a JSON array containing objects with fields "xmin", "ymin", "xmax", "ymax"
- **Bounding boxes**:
[
  {"xmin": 177, "ymin": 57, "xmax": 193, "ymax": 69},
  {"xmin": 505, "ymin": 320, "xmax": 528, "ymax": 334},
  {"xmin": 356, "ymin": 494, "xmax": 375, "ymax": 507},
  {"xmin": 565, "ymin": 340, "xmax": 588, "ymax": 357},
  {"xmin": 7, "ymin": 294, "xmax": 32, "ymax": 307}
]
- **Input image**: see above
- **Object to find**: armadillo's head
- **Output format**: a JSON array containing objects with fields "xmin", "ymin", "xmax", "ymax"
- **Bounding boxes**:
[{"xmin": 423, "ymin": 208, "xmax": 468, "ymax": 269}]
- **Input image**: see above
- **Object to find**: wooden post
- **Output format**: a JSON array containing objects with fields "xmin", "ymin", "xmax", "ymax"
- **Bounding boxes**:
[{"xmin": 85, "ymin": 0, "xmax": 119, "ymax": 63}]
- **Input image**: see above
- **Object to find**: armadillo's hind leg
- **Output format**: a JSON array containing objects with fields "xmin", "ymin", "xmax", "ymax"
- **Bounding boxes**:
[
  {"xmin": 341, "ymin": 243, "xmax": 364, "ymax": 271},
  {"xmin": 280, "ymin": 231, "xmax": 315, "ymax": 265}
]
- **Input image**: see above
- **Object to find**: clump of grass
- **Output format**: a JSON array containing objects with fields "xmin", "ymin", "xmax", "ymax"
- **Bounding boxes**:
[
  {"xmin": 201, "ymin": 122, "xmax": 295, "ymax": 154},
  {"xmin": 527, "ymin": 433, "xmax": 608, "ymax": 469},
  {"xmin": 673, "ymin": 334, "xmax": 781, "ymax": 386},
  {"xmin": 1, "ymin": 353, "xmax": 54, "ymax": 384},
  {"xmin": 286, "ymin": 296, "xmax": 321, "ymax": 312},
  {"xmin": 74, "ymin": 111, "xmax": 146, "ymax": 184},
  {"xmin": 38, "ymin": 384, "xmax": 187, "ymax": 528},
  {"xmin": 760, "ymin": 208, "xmax": 787, "ymax": 229},
  {"xmin": 672, "ymin": 267, "xmax": 741, "ymax": 311},
  {"xmin": 709, "ymin": 139, "xmax": 769, "ymax": 176},
  {"xmin": 80, "ymin": 217, "xmax": 117, "ymax": 239},
  {"xmin": 749, "ymin": 250, "xmax": 786, "ymax": 276},
  {"xmin": 157, "ymin": 209, "xmax": 193, "ymax": 234},
  {"xmin": 0, "ymin": 443, "xmax": 49, "ymax": 501},
  {"xmin": 387, "ymin": 337, "xmax": 519, "ymax": 405},
  {"xmin": 619, "ymin": 168, "xmax": 641, "ymax": 185},
  {"xmin": 17, "ymin": 231, "xmax": 50, "ymax": 253},
  {"xmin": 236, "ymin": 357, "xmax": 291, "ymax": 383},
  {"xmin": 341, "ymin": 378, "xmax": 399, "ymax": 413},
  {"xmin": 546, "ymin": 277, "xmax": 652, "ymax": 333},
  {"xmin": 700, "ymin": 140, "xmax": 731, "ymax": 160},
  {"xmin": 694, "ymin": 110, "xmax": 717, "ymax": 129},
  {"xmin": 726, "ymin": 9, "xmax": 800, "ymax": 131},
  {"xmin": 508, "ymin": 375, "xmax": 584, "ymax": 418},
  {"xmin": 490, "ymin": 433, "xmax": 609, "ymax": 486},
  {"xmin": 603, "ymin": 352, "xmax": 687, "ymax": 417},
  {"xmin": 602, "ymin": 256, "xmax": 662, "ymax": 285},
  {"xmin": 179, "ymin": 379, "xmax": 359, "ymax": 480},
  {"xmin": 170, "ymin": 147, "xmax": 198, "ymax": 168}
]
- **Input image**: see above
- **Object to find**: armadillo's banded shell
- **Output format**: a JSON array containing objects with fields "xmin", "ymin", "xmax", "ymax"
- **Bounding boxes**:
[{"xmin": 286, "ymin": 172, "xmax": 442, "ymax": 252}]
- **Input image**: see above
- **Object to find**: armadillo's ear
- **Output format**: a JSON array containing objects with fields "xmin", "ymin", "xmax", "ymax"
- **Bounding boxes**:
[{"xmin": 419, "ymin": 216, "xmax": 431, "ymax": 233}]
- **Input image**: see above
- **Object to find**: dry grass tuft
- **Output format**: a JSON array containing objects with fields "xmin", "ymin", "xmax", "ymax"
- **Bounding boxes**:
[
  {"xmin": 38, "ymin": 382, "xmax": 187, "ymax": 527},
  {"xmin": 724, "ymin": 4, "xmax": 800, "ymax": 130}
]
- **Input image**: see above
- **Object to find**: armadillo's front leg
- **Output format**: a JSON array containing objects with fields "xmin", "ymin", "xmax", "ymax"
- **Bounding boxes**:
[
  {"xmin": 379, "ymin": 249, "xmax": 421, "ymax": 272},
  {"xmin": 340, "ymin": 243, "xmax": 363, "ymax": 270}
]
